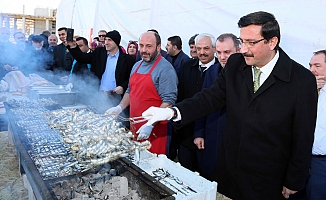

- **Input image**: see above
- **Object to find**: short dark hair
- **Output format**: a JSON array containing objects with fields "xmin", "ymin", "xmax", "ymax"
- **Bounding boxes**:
[
  {"xmin": 153, "ymin": 32, "xmax": 161, "ymax": 46},
  {"xmin": 188, "ymin": 34, "xmax": 198, "ymax": 46},
  {"xmin": 313, "ymin": 50, "xmax": 326, "ymax": 62},
  {"xmin": 147, "ymin": 29, "xmax": 161, "ymax": 46},
  {"xmin": 238, "ymin": 11, "xmax": 280, "ymax": 50},
  {"xmin": 147, "ymin": 29, "xmax": 159, "ymax": 34},
  {"xmin": 217, "ymin": 33, "xmax": 240, "ymax": 51},
  {"xmin": 168, "ymin": 36, "xmax": 182, "ymax": 50},
  {"xmin": 76, "ymin": 37, "xmax": 88, "ymax": 46},
  {"xmin": 41, "ymin": 30, "xmax": 51, "ymax": 37},
  {"xmin": 57, "ymin": 27, "xmax": 67, "ymax": 32}
]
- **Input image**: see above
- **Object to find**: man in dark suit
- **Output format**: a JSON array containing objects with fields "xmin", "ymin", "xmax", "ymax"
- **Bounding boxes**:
[
  {"xmin": 169, "ymin": 33, "xmax": 218, "ymax": 171},
  {"xmin": 165, "ymin": 35, "xmax": 190, "ymax": 78},
  {"xmin": 141, "ymin": 11, "xmax": 318, "ymax": 200},
  {"xmin": 193, "ymin": 33, "xmax": 240, "ymax": 181},
  {"xmin": 67, "ymin": 30, "xmax": 135, "ymax": 108}
]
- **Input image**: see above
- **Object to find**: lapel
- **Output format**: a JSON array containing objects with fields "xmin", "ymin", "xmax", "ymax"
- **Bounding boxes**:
[
  {"xmin": 240, "ymin": 48, "xmax": 292, "ymax": 100},
  {"xmin": 101, "ymin": 48, "xmax": 108, "ymax": 75},
  {"xmin": 115, "ymin": 50, "xmax": 124, "ymax": 77}
]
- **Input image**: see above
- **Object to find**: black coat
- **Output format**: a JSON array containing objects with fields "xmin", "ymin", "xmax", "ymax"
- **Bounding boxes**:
[
  {"xmin": 176, "ymin": 57, "xmax": 219, "ymax": 149},
  {"xmin": 68, "ymin": 46, "xmax": 135, "ymax": 93},
  {"xmin": 52, "ymin": 43, "xmax": 68, "ymax": 72},
  {"xmin": 171, "ymin": 50, "xmax": 190, "ymax": 78},
  {"xmin": 174, "ymin": 49, "xmax": 318, "ymax": 200},
  {"xmin": 194, "ymin": 63, "xmax": 225, "ymax": 180}
]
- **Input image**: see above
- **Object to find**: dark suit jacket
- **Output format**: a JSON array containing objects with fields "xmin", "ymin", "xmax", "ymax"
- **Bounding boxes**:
[
  {"xmin": 194, "ymin": 63, "xmax": 225, "ymax": 180},
  {"xmin": 174, "ymin": 49, "xmax": 318, "ymax": 200},
  {"xmin": 171, "ymin": 50, "xmax": 190, "ymax": 78},
  {"xmin": 52, "ymin": 43, "xmax": 68, "ymax": 72},
  {"xmin": 67, "ymin": 46, "xmax": 135, "ymax": 93},
  {"xmin": 176, "ymin": 57, "xmax": 219, "ymax": 149}
]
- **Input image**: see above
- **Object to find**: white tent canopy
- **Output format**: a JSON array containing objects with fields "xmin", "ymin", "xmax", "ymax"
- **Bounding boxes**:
[{"xmin": 56, "ymin": 0, "xmax": 326, "ymax": 67}]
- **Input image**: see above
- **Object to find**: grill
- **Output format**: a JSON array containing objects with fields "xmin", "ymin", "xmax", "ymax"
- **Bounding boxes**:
[{"xmin": 6, "ymin": 98, "xmax": 175, "ymax": 199}]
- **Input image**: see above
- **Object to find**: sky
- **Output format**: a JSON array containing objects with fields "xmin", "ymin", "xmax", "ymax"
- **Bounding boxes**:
[{"xmin": 0, "ymin": 0, "xmax": 61, "ymax": 15}]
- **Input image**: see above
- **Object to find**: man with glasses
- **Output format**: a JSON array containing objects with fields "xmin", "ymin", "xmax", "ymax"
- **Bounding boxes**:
[
  {"xmin": 139, "ymin": 11, "xmax": 317, "ymax": 199},
  {"xmin": 91, "ymin": 30, "xmax": 106, "ymax": 49}
]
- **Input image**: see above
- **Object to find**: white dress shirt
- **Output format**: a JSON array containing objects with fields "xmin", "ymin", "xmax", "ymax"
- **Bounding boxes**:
[
  {"xmin": 312, "ymin": 85, "xmax": 326, "ymax": 155},
  {"xmin": 252, "ymin": 50, "xmax": 279, "ymax": 86},
  {"xmin": 199, "ymin": 58, "xmax": 216, "ymax": 72}
]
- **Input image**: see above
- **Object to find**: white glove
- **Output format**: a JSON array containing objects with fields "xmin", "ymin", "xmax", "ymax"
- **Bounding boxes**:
[
  {"xmin": 65, "ymin": 83, "xmax": 73, "ymax": 91},
  {"xmin": 142, "ymin": 106, "xmax": 173, "ymax": 126},
  {"xmin": 0, "ymin": 80, "xmax": 8, "ymax": 92},
  {"xmin": 136, "ymin": 124, "xmax": 154, "ymax": 140},
  {"xmin": 105, "ymin": 105, "xmax": 122, "ymax": 116}
]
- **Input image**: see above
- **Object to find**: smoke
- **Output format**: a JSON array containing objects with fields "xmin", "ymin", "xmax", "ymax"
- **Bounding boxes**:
[{"xmin": 0, "ymin": 40, "xmax": 122, "ymax": 112}]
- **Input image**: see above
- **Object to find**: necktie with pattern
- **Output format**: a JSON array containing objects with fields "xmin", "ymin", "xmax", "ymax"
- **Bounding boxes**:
[{"xmin": 253, "ymin": 67, "xmax": 262, "ymax": 93}]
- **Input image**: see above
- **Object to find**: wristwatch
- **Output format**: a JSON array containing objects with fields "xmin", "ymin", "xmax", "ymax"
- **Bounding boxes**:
[{"xmin": 169, "ymin": 107, "xmax": 178, "ymax": 120}]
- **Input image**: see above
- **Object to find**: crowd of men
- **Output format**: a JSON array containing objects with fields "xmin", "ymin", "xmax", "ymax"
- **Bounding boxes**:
[{"xmin": 0, "ymin": 10, "xmax": 325, "ymax": 200}]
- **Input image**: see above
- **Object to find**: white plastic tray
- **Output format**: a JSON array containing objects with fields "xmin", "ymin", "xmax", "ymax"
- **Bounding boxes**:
[{"xmin": 133, "ymin": 150, "xmax": 217, "ymax": 200}]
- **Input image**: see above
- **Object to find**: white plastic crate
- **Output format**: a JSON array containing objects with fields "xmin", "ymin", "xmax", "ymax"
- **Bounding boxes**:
[{"xmin": 133, "ymin": 150, "xmax": 217, "ymax": 200}]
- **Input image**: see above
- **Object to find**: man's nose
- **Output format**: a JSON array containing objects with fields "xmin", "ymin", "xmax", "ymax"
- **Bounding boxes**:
[{"xmin": 310, "ymin": 67, "xmax": 318, "ymax": 76}]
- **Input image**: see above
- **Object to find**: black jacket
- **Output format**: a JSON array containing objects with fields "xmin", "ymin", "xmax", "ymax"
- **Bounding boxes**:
[
  {"xmin": 174, "ymin": 49, "xmax": 317, "ymax": 200},
  {"xmin": 52, "ymin": 43, "xmax": 68, "ymax": 72},
  {"xmin": 176, "ymin": 57, "xmax": 219, "ymax": 149}
]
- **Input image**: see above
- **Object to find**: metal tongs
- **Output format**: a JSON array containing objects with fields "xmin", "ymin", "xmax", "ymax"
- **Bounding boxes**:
[{"xmin": 116, "ymin": 115, "xmax": 152, "ymax": 125}]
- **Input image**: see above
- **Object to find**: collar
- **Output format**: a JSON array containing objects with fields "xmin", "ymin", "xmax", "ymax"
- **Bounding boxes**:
[
  {"xmin": 199, "ymin": 58, "xmax": 216, "ymax": 72},
  {"xmin": 107, "ymin": 49, "xmax": 119, "ymax": 57},
  {"xmin": 256, "ymin": 50, "xmax": 279, "ymax": 76}
]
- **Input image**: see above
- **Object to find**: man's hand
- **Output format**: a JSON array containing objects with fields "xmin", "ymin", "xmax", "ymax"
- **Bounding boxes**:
[
  {"xmin": 316, "ymin": 76, "xmax": 325, "ymax": 89},
  {"xmin": 113, "ymin": 86, "xmax": 124, "ymax": 94},
  {"xmin": 105, "ymin": 105, "xmax": 122, "ymax": 116},
  {"xmin": 65, "ymin": 83, "xmax": 73, "ymax": 91},
  {"xmin": 194, "ymin": 137, "xmax": 204, "ymax": 149},
  {"xmin": 282, "ymin": 186, "xmax": 297, "ymax": 199},
  {"xmin": 142, "ymin": 106, "xmax": 173, "ymax": 126},
  {"xmin": 66, "ymin": 41, "xmax": 76, "ymax": 48},
  {"xmin": 136, "ymin": 124, "xmax": 154, "ymax": 140}
]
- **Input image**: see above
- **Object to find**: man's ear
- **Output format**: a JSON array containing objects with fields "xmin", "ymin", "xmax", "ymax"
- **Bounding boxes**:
[{"xmin": 268, "ymin": 36, "xmax": 278, "ymax": 51}]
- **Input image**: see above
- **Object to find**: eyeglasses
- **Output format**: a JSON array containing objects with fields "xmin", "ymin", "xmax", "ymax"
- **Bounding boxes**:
[
  {"xmin": 238, "ymin": 38, "xmax": 265, "ymax": 47},
  {"xmin": 98, "ymin": 35, "xmax": 106, "ymax": 37}
]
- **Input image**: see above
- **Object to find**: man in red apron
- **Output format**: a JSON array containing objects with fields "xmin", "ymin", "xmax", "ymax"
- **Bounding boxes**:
[{"xmin": 106, "ymin": 31, "xmax": 178, "ymax": 155}]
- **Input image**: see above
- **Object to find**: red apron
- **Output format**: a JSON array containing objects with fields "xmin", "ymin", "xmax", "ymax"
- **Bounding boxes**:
[{"xmin": 129, "ymin": 55, "xmax": 168, "ymax": 155}]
